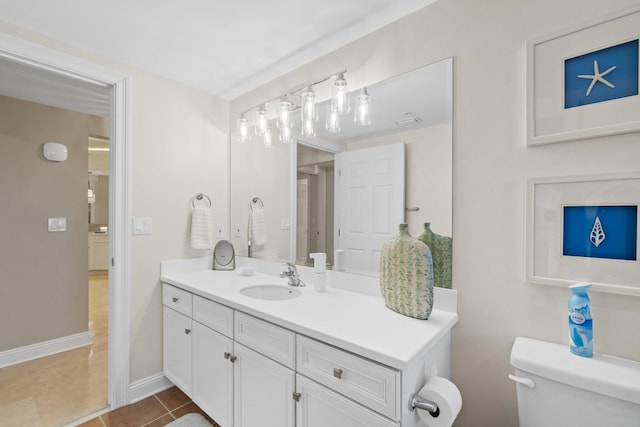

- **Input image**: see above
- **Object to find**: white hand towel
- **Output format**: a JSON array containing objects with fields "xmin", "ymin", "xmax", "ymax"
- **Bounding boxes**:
[
  {"xmin": 248, "ymin": 208, "xmax": 267, "ymax": 246},
  {"xmin": 190, "ymin": 207, "xmax": 214, "ymax": 250}
]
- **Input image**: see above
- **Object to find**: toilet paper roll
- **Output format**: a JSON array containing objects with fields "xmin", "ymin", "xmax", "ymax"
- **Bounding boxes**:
[{"xmin": 415, "ymin": 376, "xmax": 462, "ymax": 427}]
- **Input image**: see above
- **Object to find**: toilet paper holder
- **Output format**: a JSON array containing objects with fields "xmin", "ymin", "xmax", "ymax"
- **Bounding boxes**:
[{"xmin": 409, "ymin": 393, "xmax": 440, "ymax": 417}]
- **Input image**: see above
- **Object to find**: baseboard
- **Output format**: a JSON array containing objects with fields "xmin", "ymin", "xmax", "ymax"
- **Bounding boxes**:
[
  {"xmin": 0, "ymin": 331, "xmax": 92, "ymax": 368},
  {"xmin": 129, "ymin": 373, "xmax": 174, "ymax": 403}
]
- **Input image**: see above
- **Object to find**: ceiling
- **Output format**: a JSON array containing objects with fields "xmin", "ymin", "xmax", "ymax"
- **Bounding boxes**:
[{"xmin": 0, "ymin": 0, "xmax": 438, "ymax": 100}]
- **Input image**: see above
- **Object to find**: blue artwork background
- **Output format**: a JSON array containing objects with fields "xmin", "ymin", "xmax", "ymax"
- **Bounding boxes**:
[
  {"xmin": 563, "ymin": 205, "xmax": 638, "ymax": 260},
  {"xmin": 564, "ymin": 39, "xmax": 639, "ymax": 109}
]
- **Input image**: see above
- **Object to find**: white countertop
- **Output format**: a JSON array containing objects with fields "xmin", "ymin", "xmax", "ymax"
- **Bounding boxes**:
[{"xmin": 161, "ymin": 258, "xmax": 458, "ymax": 370}]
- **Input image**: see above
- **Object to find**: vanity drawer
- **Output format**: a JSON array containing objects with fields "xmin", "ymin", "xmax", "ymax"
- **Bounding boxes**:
[
  {"xmin": 162, "ymin": 283, "xmax": 192, "ymax": 317},
  {"xmin": 234, "ymin": 312, "xmax": 295, "ymax": 369},
  {"xmin": 296, "ymin": 335, "xmax": 400, "ymax": 420},
  {"xmin": 193, "ymin": 295, "xmax": 234, "ymax": 338}
]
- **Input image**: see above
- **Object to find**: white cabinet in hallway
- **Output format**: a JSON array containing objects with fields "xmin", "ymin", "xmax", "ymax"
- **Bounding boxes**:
[{"xmin": 88, "ymin": 233, "xmax": 109, "ymax": 270}]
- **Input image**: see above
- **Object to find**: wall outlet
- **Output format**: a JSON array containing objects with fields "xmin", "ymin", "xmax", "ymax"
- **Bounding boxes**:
[
  {"xmin": 281, "ymin": 218, "xmax": 290, "ymax": 230},
  {"xmin": 216, "ymin": 224, "xmax": 224, "ymax": 238},
  {"xmin": 233, "ymin": 224, "xmax": 242, "ymax": 237}
]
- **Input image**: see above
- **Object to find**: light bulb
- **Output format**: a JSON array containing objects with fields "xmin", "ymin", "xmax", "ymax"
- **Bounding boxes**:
[
  {"xmin": 331, "ymin": 73, "xmax": 350, "ymax": 115},
  {"xmin": 354, "ymin": 87, "xmax": 371, "ymax": 126},
  {"xmin": 326, "ymin": 104, "xmax": 340, "ymax": 133},
  {"xmin": 237, "ymin": 114, "xmax": 250, "ymax": 143},
  {"xmin": 255, "ymin": 104, "xmax": 268, "ymax": 136},
  {"xmin": 263, "ymin": 123, "xmax": 273, "ymax": 147},
  {"xmin": 280, "ymin": 125, "xmax": 292, "ymax": 143},
  {"xmin": 276, "ymin": 99, "xmax": 293, "ymax": 130}
]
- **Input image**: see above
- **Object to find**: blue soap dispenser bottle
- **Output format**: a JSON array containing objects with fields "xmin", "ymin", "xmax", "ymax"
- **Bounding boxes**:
[{"xmin": 568, "ymin": 283, "xmax": 593, "ymax": 357}]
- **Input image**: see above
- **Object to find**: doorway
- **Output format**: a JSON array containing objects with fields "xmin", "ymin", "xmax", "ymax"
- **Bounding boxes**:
[
  {"xmin": 296, "ymin": 144, "xmax": 335, "ymax": 267},
  {"xmin": 0, "ymin": 33, "xmax": 131, "ymax": 418}
]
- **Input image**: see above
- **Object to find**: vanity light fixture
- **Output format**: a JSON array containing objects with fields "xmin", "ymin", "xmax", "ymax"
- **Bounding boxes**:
[{"xmin": 234, "ymin": 69, "xmax": 372, "ymax": 146}]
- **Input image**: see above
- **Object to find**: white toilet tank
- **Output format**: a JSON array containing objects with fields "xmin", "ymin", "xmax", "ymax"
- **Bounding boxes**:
[{"xmin": 510, "ymin": 337, "xmax": 640, "ymax": 427}]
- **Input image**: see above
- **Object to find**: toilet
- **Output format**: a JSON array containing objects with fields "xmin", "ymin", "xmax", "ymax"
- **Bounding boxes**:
[{"xmin": 509, "ymin": 337, "xmax": 640, "ymax": 427}]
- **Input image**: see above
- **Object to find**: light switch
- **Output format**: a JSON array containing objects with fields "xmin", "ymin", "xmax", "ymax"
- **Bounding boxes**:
[
  {"xmin": 216, "ymin": 224, "xmax": 224, "ymax": 238},
  {"xmin": 281, "ymin": 218, "xmax": 290, "ymax": 230},
  {"xmin": 233, "ymin": 224, "xmax": 242, "ymax": 237},
  {"xmin": 133, "ymin": 217, "xmax": 152, "ymax": 235},
  {"xmin": 48, "ymin": 217, "xmax": 67, "ymax": 232}
]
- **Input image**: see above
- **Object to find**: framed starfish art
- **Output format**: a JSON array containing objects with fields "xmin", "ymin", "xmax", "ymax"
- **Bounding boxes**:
[
  {"xmin": 526, "ymin": 6, "xmax": 640, "ymax": 145},
  {"xmin": 525, "ymin": 172, "xmax": 640, "ymax": 296}
]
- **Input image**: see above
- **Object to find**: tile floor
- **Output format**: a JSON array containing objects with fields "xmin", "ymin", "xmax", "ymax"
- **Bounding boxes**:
[
  {"xmin": 0, "ymin": 273, "xmax": 109, "ymax": 426},
  {"xmin": 76, "ymin": 386, "xmax": 219, "ymax": 427}
]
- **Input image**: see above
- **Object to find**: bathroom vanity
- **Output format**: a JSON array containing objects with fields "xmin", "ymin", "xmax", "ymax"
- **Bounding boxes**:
[{"xmin": 161, "ymin": 257, "xmax": 458, "ymax": 427}]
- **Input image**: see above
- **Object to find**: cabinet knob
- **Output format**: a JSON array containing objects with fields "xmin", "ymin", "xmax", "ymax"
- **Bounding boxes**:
[
  {"xmin": 333, "ymin": 368, "xmax": 343, "ymax": 379},
  {"xmin": 184, "ymin": 328, "xmax": 191, "ymax": 335},
  {"xmin": 172, "ymin": 297, "xmax": 179, "ymax": 303},
  {"xmin": 229, "ymin": 355, "xmax": 237, "ymax": 363},
  {"xmin": 224, "ymin": 352, "xmax": 231, "ymax": 360}
]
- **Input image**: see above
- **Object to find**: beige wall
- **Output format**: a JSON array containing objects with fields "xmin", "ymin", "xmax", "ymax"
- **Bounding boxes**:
[
  {"xmin": 0, "ymin": 95, "xmax": 97, "ymax": 351},
  {"xmin": 230, "ymin": 1, "xmax": 640, "ymax": 425},
  {"xmin": 0, "ymin": 22, "xmax": 230, "ymax": 383}
]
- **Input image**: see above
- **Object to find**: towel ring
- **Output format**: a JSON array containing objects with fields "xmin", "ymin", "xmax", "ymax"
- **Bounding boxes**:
[
  {"xmin": 192, "ymin": 193, "xmax": 212, "ymax": 208},
  {"xmin": 249, "ymin": 197, "xmax": 264, "ymax": 212}
]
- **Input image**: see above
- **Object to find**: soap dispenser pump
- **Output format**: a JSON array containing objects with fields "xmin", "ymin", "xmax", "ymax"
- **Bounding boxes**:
[{"xmin": 309, "ymin": 253, "xmax": 327, "ymax": 292}]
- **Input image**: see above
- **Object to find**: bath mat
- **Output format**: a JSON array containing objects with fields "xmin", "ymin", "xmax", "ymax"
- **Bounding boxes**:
[{"xmin": 167, "ymin": 413, "xmax": 213, "ymax": 427}]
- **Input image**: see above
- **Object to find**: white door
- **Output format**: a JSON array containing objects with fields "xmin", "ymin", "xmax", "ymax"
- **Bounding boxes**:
[
  {"xmin": 295, "ymin": 375, "xmax": 396, "ymax": 427},
  {"xmin": 335, "ymin": 143, "xmax": 405, "ymax": 273},
  {"xmin": 296, "ymin": 177, "xmax": 310, "ymax": 265},
  {"xmin": 233, "ymin": 343, "xmax": 295, "ymax": 427},
  {"xmin": 192, "ymin": 321, "xmax": 234, "ymax": 427},
  {"xmin": 162, "ymin": 307, "xmax": 192, "ymax": 395}
]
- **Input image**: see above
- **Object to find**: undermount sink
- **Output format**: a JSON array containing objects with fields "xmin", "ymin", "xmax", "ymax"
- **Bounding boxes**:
[{"xmin": 240, "ymin": 285, "xmax": 302, "ymax": 301}]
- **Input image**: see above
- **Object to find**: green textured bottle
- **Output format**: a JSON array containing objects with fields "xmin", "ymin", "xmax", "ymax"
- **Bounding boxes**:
[
  {"xmin": 380, "ymin": 223, "xmax": 434, "ymax": 319},
  {"xmin": 417, "ymin": 222, "xmax": 452, "ymax": 289}
]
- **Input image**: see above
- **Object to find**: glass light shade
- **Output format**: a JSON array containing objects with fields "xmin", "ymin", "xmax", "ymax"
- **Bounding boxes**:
[
  {"xmin": 300, "ymin": 87, "xmax": 317, "ymax": 137},
  {"xmin": 331, "ymin": 73, "xmax": 350, "ymax": 115},
  {"xmin": 237, "ymin": 114, "xmax": 250, "ymax": 142},
  {"xmin": 301, "ymin": 87, "xmax": 317, "ymax": 123},
  {"xmin": 325, "ymin": 103, "xmax": 340, "ymax": 133},
  {"xmin": 354, "ymin": 87, "xmax": 371, "ymax": 126},
  {"xmin": 280, "ymin": 125, "xmax": 292, "ymax": 143},
  {"xmin": 276, "ymin": 99, "xmax": 293, "ymax": 129},
  {"xmin": 255, "ymin": 104, "xmax": 269, "ymax": 136},
  {"xmin": 302, "ymin": 117, "xmax": 316, "ymax": 138},
  {"xmin": 263, "ymin": 123, "xmax": 273, "ymax": 147}
]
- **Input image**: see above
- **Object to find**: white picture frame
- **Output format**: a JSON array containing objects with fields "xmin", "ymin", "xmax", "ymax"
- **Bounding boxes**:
[
  {"xmin": 526, "ymin": 6, "xmax": 640, "ymax": 146},
  {"xmin": 525, "ymin": 172, "xmax": 640, "ymax": 296}
]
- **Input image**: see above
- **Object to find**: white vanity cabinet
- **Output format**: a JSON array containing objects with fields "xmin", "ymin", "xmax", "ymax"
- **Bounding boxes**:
[{"xmin": 163, "ymin": 283, "xmax": 296, "ymax": 427}]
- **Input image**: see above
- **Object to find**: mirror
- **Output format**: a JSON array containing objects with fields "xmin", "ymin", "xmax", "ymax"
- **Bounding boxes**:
[{"xmin": 230, "ymin": 57, "xmax": 452, "ymax": 280}]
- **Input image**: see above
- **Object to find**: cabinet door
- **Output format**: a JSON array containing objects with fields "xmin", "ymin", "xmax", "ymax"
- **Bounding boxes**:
[
  {"xmin": 234, "ymin": 343, "xmax": 295, "ymax": 427},
  {"xmin": 296, "ymin": 375, "xmax": 398, "ymax": 427},
  {"xmin": 94, "ymin": 237, "xmax": 109, "ymax": 269},
  {"xmin": 193, "ymin": 321, "xmax": 233, "ymax": 427},
  {"xmin": 163, "ymin": 306, "xmax": 192, "ymax": 395}
]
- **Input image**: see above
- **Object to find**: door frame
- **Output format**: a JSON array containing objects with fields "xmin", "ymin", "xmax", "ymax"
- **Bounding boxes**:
[{"xmin": 0, "ymin": 34, "xmax": 131, "ymax": 408}]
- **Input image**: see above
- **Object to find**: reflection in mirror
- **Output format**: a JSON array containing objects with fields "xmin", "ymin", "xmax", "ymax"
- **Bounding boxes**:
[
  {"xmin": 230, "ymin": 57, "xmax": 452, "ymax": 281},
  {"xmin": 88, "ymin": 136, "xmax": 109, "ymax": 230}
]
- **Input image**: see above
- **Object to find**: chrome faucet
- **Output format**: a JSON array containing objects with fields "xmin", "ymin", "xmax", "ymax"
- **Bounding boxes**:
[{"xmin": 280, "ymin": 262, "xmax": 306, "ymax": 287}]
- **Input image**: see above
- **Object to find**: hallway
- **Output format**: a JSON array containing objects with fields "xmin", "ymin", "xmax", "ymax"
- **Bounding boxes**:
[{"xmin": 0, "ymin": 273, "xmax": 108, "ymax": 426}]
